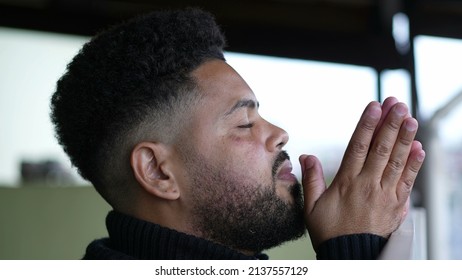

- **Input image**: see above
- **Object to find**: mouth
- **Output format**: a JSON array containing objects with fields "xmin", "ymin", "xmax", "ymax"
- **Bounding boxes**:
[{"xmin": 276, "ymin": 160, "xmax": 298, "ymax": 182}]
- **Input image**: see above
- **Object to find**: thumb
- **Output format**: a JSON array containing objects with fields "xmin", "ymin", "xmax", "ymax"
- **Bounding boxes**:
[{"xmin": 299, "ymin": 155, "xmax": 327, "ymax": 214}]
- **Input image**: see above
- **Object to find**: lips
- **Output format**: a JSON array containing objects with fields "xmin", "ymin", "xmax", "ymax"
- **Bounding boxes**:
[{"xmin": 277, "ymin": 160, "xmax": 297, "ymax": 182}]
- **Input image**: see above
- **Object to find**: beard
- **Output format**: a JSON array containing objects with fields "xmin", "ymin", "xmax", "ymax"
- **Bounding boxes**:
[{"xmin": 183, "ymin": 149, "xmax": 306, "ymax": 254}]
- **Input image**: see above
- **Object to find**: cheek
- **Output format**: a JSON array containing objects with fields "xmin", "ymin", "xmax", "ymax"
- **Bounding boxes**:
[
  {"xmin": 222, "ymin": 143, "xmax": 271, "ymax": 183},
  {"xmin": 228, "ymin": 132, "xmax": 265, "ymax": 156}
]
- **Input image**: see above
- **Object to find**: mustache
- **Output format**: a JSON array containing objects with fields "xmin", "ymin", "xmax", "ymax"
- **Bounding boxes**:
[{"xmin": 272, "ymin": 150, "xmax": 290, "ymax": 178}]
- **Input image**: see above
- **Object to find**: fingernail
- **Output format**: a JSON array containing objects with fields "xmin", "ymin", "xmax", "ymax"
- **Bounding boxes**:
[
  {"xmin": 305, "ymin": 156, "xmax": 315, "ymax": 170},
  {"xmin": 395, "ymin": 103, "xmax": 408, "ymax": 116},
  {"xmin": 417, "ymin": 151, "xmax": 426, "ymax": 162},
  {"xmin": 368, "ymin": 103, "xmax": 382, "ymax": 120},
  {"xmin": 405, "ymin": 118, "xmax": 418, "ymax": 132}
]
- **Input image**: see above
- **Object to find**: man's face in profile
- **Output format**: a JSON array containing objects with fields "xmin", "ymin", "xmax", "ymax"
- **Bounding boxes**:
[{"xmin": 174, "ymin": 59, "xmax": 306, "ymax": 253}]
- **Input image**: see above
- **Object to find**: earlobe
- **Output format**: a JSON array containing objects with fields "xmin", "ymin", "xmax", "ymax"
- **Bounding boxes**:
[{"xmin": 131, "ymin": 142, "xmax": 180, "ymax": 200}]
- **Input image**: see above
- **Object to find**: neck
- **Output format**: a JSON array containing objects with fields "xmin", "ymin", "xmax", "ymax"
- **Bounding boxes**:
[{"xmin": 105, "ymin": 210, "xmax": 267, "ymax": 260}]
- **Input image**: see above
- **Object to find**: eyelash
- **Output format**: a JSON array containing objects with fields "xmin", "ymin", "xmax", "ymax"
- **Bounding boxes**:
[{"xmin": 238, "ymin": 123, "xmax": 254, "ymax": 129}]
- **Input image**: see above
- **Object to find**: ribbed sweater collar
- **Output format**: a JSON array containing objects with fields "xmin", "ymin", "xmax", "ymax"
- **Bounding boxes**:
[{"xmin": 90, "ymin": 210, "xmax": 268, "ymax": 260}]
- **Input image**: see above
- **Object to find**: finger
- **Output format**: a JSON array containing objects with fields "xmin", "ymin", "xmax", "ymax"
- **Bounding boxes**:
[
  {"xmin": 396, "ymin": 141, "xmax": 425, "ymax": 203},
  {"xmin": 299, "ymin": 154, "xmax": 326, "ymax": 214},
  {"xmin": 400, "ymin": 196, "xmax": 411, "ymax": 224},
  {"xmin": 362, "ymin": 102, "xmax": 409, "ymax": 177},
  {"xmin": 338, "ymin": 101, "xmax": 382, "ymax": 177},
  {"xmin": 373, "ymin": 96, "xmax": 399, "ymax": 141},
  {"xmin": 381, "ymin": 117, "xmax": 418, "ymax": 189}
]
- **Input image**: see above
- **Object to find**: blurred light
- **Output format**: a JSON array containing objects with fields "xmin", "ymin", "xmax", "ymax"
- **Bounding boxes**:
[{"xmin": 393, "ymin": 12, "xmax": 410, "ymax": 54}]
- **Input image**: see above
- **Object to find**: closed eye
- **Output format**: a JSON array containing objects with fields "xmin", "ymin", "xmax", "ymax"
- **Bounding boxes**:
[{"xmin": 238, "ymin": 123, "xmax": 254, "ymax": 129}]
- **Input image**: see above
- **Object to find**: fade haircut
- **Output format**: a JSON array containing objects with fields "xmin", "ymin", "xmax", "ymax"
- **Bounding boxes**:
[{"xmin": 50, "ymin": 8, "xmax": 226, "ymax": 208}]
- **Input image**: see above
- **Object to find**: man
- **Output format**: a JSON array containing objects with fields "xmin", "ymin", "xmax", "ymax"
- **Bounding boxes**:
[{"xmin": 50, "ymin": 8, "xmax": 425, "ymax": 259}]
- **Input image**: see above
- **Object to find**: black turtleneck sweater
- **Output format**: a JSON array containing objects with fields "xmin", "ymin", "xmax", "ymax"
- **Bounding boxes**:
[{"xmin": 83, "ymin": 211, "xmax": 387, "ymax": 260}]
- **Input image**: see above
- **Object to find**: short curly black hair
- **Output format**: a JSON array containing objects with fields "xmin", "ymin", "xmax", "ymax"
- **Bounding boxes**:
[{"xmin": 50, "ymin": 8, "xmax": 225, "ymax": 207}]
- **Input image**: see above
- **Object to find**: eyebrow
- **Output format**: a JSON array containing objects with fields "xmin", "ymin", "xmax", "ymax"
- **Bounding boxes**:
[{"xmin": 224, "ymin": 98, "xmax": 260, "ymax": 116}]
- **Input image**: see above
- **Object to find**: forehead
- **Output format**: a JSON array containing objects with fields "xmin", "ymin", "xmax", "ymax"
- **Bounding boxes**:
[{"xmin": 191, "ymin": 59, "xmax": 256, "ymax": 109}]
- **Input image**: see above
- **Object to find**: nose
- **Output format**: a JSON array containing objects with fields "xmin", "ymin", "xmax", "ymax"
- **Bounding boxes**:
[{"xmin": 265, "ymin": 120, "xmax": 289, "ymax": 152}]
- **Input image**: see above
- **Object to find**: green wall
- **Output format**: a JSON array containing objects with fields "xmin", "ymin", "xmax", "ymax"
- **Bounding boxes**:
[
  {"xmin": 0, "ymin": 186, "xmax": 315, "ymax": 260},
  {"xmin": 0, "ymin": 186, "xmax": 110, "ymax": 259}
]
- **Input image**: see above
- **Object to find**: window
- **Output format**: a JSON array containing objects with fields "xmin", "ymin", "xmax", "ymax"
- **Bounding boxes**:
[
  {"xmin": 226, "ymin": 52, "xmax": 377, "ymax": 181},
  {"xmin": 414, "ymin": 35, "xmax": 462, "ymax": 259},
  {"xmin": 0, "ymin": 27, "xmax": 89, "ymax": 186}
]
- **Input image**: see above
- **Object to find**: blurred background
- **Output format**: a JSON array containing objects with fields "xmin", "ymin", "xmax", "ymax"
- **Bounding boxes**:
[{"xmin": 0, "ymin": 0, "xmax": 461, "ymax": 259}]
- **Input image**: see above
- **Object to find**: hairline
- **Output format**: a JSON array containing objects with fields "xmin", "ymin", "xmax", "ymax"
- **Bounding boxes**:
[{"xmin": 97, "ymin": 74, "xmax": 204, "ymax": 210}]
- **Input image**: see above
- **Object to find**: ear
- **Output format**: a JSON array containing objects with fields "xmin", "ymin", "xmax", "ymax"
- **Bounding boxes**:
[{"xmin": 130, "ymin": 142, "xmax": 180, "ymax": 200}]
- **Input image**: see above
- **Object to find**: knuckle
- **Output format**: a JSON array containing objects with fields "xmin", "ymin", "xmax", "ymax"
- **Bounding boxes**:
[
  {"xmin": 399, "ymin": 136, "xmax": 413, "ymax": 146},
  {"xmin": 350, "ymin": 141, "xmax": 369, "ymax": 157},
  {"xmin": 335, "ymin": 175, "xmax": 353, "ymax": 196},
  {"xmin": 361, "ymin": 118, "xmax": 377, "ymax": 132},
  {"xmin": 373, "ymin": 142, "xmax": 391, "ymax": 157},
  {"xmin": 387, "ymin": 158, "xmax": 405, "ymax": 173},
  {"xmin": 401, "ymin": 178, "xmax": 414, "ymax": 193},
  {"xmin": 408, "ymin": 160, "xmax": 422, "ymax": 174},
  {"xmin": 387, "ymin": 119, "xmax": 402, "ymax": 131}
]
